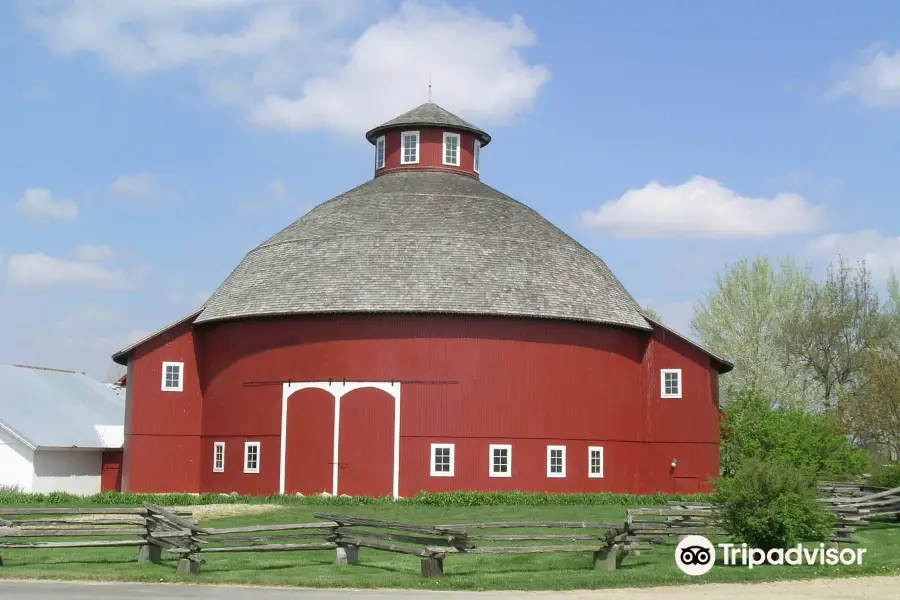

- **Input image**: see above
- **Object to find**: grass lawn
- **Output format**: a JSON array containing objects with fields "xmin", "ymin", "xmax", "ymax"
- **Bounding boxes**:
[{"xmin": 0, "ymin": 504, "xmax": 898, "ymax": 590}]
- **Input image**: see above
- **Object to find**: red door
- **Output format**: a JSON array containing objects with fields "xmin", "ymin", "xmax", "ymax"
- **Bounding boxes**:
[
  {"xmin": 338, "ymin": 388, "xmax": 394, "ymax": 497},
  {"xmin": 101, "ymin": 450, "xmax": 123, "ymax": 492},
  {"xmin": 284, "ymin": 388, "xmax": 334, "ymax": 495}
]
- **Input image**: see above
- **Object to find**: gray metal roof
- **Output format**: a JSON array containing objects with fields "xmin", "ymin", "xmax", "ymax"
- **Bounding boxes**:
[
  {"xmin": 364, "ymin": 102, "xmax": 492, "ymax": 146},
  {"xmin": 195, "ymin": 170, "xmax": 651, "ymax": 331},
  {"xmin": 0, "ymin": 365, "xmax": 125, "ymax": 449}
]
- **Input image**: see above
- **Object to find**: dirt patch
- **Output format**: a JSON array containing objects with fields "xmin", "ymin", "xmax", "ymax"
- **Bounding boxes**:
[{"xmin": 188, "ymin": 504, "xmax": 283, "ymax": 520}]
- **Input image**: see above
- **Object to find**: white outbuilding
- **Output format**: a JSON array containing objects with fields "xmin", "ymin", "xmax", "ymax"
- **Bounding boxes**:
[{"xmin": 0, "ymin": 364, "xmax": 125, "ymax": 495}]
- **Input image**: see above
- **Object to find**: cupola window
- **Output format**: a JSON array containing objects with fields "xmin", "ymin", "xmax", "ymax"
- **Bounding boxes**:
[
  {"xmin": 401, "ymin": 131, "xmax": 419, "ymax": 164},
  {"xmin": 443, "ymin": 132, "xmax": 460, "ymax": 166},
  {"xmin": 473, "ymin": 139, "xmax": 481, "ymax": 173},
  {"xmin": 375, "ymin": 135, "xmax": 385, "ymax": 169}
]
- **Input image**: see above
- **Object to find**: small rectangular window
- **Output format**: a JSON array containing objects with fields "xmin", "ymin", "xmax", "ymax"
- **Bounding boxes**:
[
  {"xmin": 547, "ymin": 445, "xmax": 566, "ymax": 478},
  {"xmin": 213, "ymin": 442, "xmax": 225, "ymax": 473},
  {"xmin": 244, "ymin": 441, "xmax": 260, "ymax": 474},
  {"xmin": 161, "ymin": 361, "xmax": 184, "ymax": 392},
  {"xmin": 588, "ymin": 446, "xmax": 604, "ymax": 478},
  {"xmin": 401, "ymin": 131, "xmax": 419, "ymax": 164},
  {"xmin": 430, "ymin": 443, "xmax": 455, "ymax": 477},
  {"xmin": 443, "ymin": 132, "xmax": 460, "ymax": 166},
  {"xmin": 473, "ymin": 139, "xmax": 481, "ymax": 173},
  {"xmin": 661, "ymin": 369, "xmax": 682, "ymax": 399},
  {"xmin": 375, "ymin": 135, "xmax": 385, "ymax": 169},
  {"xmin": 489, "ymin": 444, "xmax": 512, "ymax": 478}
]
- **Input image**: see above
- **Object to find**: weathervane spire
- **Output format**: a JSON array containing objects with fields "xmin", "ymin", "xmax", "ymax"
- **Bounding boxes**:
[{"xmin": 428, "ymin": 75, "xmax": 432, "ymax": 102}]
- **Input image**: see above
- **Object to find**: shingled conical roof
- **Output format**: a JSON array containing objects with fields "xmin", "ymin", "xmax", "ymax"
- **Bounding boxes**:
[
  {"xmin": 365, "ymin": 102, "xmax": 491, "ymax": 146},
  {"xmin": 195, "ymin": 169, "xmax": 650, "ymax": 330}
]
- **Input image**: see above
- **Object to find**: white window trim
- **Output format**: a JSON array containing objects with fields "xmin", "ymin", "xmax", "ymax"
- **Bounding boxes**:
[
  {"xmin": 661, "ymin": 368, "xmax": 683, "ymax": 399},
  {"xmin": 489, "ymin": 443, "xmax": 512, "ymax": 478},
  {"xmin": 375, "ymin": 135, "xmax": 386, "ymax": 169},
  {"xmin": 430, "ymin": 443, "xmax": 455, "ymax": 477},
  {"xmin": 244, "ymin": 441, "xmax": 260, "ymax": 474},
  {"xmin": 160, "ymin": 361, "xmax": 184, "ymax": 392},
  {"xmin": 588, "ymin": 446, "xmax": 605, "ymax": 479},
  {"xmin": 546, "ymin": 445, "xmax": 567, "ymax": 478},
  {"xmin": 473, "ymin": 139, "xmax": 481, "ymax": 173},
  {"xmin": 400, "ymin": 130, "xmax": 420, "ymax": 164},
  {"xmin": 213, "ymin": 442, "xmax": 225, "ymax": 473},
  {"xmin": 442, "ymin": 132, "xmax": 460, "ymax": 166}
]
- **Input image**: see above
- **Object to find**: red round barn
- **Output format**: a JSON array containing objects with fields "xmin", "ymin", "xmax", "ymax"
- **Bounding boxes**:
[{"xmin": 113, "ymin": 103, "xmax": 732, "ymax": 497}]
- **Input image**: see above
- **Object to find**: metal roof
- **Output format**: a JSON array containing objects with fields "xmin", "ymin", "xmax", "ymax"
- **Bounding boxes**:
[
  {"xmin": 194, "ymin": 170, "xmax": 652, "ymax": 331},
  {"xmin": 0, "ymin": 364, "xmax": 125, "ymax": 449},
  {"xmin": 364, "ymin": 102, "xmax": 492, "ymax": 146}
]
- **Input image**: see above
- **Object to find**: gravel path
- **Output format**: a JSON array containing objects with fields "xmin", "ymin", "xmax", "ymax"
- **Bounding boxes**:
[{"xmin": 0, "ymin": 577, "xmax": 897, "ymax": 599}]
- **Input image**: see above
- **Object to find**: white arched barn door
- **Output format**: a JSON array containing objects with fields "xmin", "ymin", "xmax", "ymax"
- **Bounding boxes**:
[{"xmin": 279, "ymin": 381, "xmax": 401, "ymax": 498}]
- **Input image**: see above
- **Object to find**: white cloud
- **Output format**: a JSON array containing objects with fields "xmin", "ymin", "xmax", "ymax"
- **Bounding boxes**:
[
  {"xmin": 16, "ymin": 188, "xmax": 78, "ymax": 220},
  {"xmin": 831, "ymin": 45, "xmax": 900, "ymax": 108},
  {"xmin": 808, "ymin": 230, "xmax": 900, "ymax": 280},
  {"xmin": 72, "ymin": 244, "xmax": 115, "ymax": 261},
  {"xmin": 580, "ymin": 176, "xmax": 824, "ymax": 238},
  {"xmin": 26, "ymin": 1, "xmax": 550, "ymax": 135},
  {"xmin": 169, "ymin": 289, "xmax": 210, "ymax": 308},
  {"xmin": 110, "ymin": 173, "xmax": 158, "ymax": 198},
  {"xmin": 6, "ymin": 252, "xmax": 130, "ymax": 289}
]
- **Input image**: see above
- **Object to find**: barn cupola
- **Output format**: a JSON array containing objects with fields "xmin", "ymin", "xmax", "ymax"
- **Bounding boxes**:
[{"xmin": 365, "ymin": 102, "xmax": 491, "ymax": 180}]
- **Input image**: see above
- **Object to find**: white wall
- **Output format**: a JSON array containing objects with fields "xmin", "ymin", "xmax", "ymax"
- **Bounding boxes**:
[
  {"xmin": 31, "ymin": 449, "xmax": 103, "ymax": 495},
  {"xmin": 0, "ymin": 427, "xmax": 35, "ymax": 492}
]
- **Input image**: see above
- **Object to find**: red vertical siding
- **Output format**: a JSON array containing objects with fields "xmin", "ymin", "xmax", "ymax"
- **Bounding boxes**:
[
  {"xmin": 379, "ymin": 127, "xmax": 477, "ymax": 177},
  {"xmin": 125, "ymin": 320, "xmax": 203, "ymax": 493},
  {"xmin": 127, "ymin": 313, "xmax": 722, "ymax": 496}
]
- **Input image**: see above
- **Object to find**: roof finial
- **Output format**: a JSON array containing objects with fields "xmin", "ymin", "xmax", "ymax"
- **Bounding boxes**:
[{"xmin": 428, "ymin": 75, "xmax": 432, "ymax": 102}]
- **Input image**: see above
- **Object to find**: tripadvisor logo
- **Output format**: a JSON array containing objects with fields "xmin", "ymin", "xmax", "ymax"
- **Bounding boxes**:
[{"xmin": 675, "ymin": 535, "xmax": 868, "ymax": 575}]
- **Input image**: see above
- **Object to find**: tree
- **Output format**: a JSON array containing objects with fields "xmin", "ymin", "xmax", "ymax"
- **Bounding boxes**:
[
  {"xmin": 691, "ymin": 255, "xmax": 819, "ymax": 409},
  {"xmin": 720, "ymin": 389, "xmax": 867, "ymax": 480},
  {"xmin": 641, "ymin": 305, "xmax": 663, "ymax": 323},
  {"xmin": 780, "ymin": 258, "xmax": 893, "ymax": 409},
  {"xmin": 837, "ymin": 336, "xmax": 900, "ymax": 460}
]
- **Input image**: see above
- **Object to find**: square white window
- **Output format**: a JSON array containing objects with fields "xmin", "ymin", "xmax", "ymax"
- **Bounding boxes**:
[
  {"xmin": 161, "ymin": 361, "xmax": 184, "ymax": 392},
  {"xmin": 547, "ymin": 445, "xmax": 566, "ymax": 478},
  {"xmin": 489, "ymin": 444, "xmax": 512, "ymax": 478},
  {"xmin": 244, "ymin": 441, "xmax": 260, "ymax": 474},
  {"xmin": 375, "ymin": 135, "xmax": 385, "ymax": 169},
  {"xmin": 401, "ymin": 131, "xmax": 419, "ymax": 164},
  {"xmin": 588, "ymin": 446, "xmax": 604, "ymax": 478},
  {"xmin": 213, "ymin": 442, "xmax": 225, "ymax": 473},
  {"xmin": 430, "ymin": 443, "xmax": 455, "ymax": 477},
  {"xmin": 473, "ymin": 139, "xmax": 481, "ymax": 173},
  {"xmin": 661, "ymin": 369, "xmax": 682, "ymax": 399},
  {"xmin": 443, "ymin": 132, "xmax": 460, "ymax": 166}
]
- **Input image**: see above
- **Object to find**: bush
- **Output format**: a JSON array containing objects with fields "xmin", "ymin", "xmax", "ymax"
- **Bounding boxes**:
[
  {"xmin": 870, "ymin": 462, "xmax": 900, "ymax": 489},
  {"xmin": 713, "ymin": 458, "xmax": 835, "ymax": 551},
  {"xmin": 0, "ymin": 489, "xmax": 713, "ymax": 508},
  {"xmin": 720, "ymin": 389, "xmax": 867, "ymax": 479}
]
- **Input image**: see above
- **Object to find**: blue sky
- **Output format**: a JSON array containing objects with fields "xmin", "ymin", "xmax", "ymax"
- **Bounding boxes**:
[{"xmin": 2, "ymin": 0, "xmax": 900, "ymax": 379}]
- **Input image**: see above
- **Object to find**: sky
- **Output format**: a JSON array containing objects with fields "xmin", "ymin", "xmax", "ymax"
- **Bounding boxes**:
[{"xmin": 2, "ymin": 0, "xmax": 900, "ymax": 380}]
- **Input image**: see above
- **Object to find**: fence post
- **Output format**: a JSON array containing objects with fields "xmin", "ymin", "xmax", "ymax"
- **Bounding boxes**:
[
  {"xmin": 421, "ymin": 556, "xmax": 444, "ymax": 579},
  {"xmin": 335, "ymin": 544, "xmax": 360, "ymax": 565},
  {"xmin": 138, "ymin": 510, "xmax": 162, "ymax": 565},
  {"xmin": 593, "ymin": 543, "xmax": 618, "ymax": 571}
]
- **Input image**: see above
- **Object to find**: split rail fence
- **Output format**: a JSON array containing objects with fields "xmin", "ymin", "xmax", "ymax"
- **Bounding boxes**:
[
  {"xmin": 0, "ymin": 504, "xmax": 627, "ymax": 578},
  {"xmin": 818, "ymin": 484, "xmax": 900, "ymax": 543}
]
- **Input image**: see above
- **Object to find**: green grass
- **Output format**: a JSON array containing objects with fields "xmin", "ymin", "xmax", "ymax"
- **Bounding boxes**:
[{"xmin": 0, "ymin": 504, "xmax": 898, "ymax": 590}]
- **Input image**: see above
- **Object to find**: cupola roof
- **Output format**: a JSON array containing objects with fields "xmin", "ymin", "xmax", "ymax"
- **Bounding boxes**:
[{"xmin": 364, "ymin": 102, "xmax": 491, "ymax": 146}]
